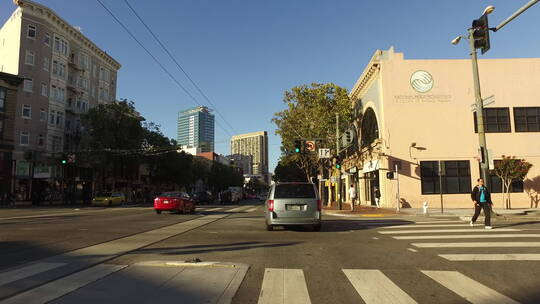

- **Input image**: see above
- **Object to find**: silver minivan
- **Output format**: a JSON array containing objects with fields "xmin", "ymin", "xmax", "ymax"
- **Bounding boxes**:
[{"xmin": 265, "ymin": 182, "xmax": 321, "ymax": 231}]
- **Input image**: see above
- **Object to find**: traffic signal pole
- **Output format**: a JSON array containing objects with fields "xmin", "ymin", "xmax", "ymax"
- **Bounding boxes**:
[
  {"xmin": 469, "ymin": 28, "xmax": 490, "ymax": 188},
  {"xmin": 336, "ymin": 113, "xmax": 342, "ymax": 210}
]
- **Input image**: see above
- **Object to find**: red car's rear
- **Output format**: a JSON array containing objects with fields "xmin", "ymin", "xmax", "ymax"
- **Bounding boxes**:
[{"xmin": 154, "ymin": 192, "xmax": 195, "ymax": 214}]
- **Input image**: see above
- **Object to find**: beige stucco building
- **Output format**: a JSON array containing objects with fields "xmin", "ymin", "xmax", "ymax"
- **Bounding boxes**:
[
  {"xmin": 0, "ymin": 0, "xmax": 120, "ymax": 199},
  {"xmin": 231, "ymin": 131, "xmax": 269, "ymax": 179},
  {"xmin": 341, "ymin": 47, "xmax": 540, "ymax": 209}
]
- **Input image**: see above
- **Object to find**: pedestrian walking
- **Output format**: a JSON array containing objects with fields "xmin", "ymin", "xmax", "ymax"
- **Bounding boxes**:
[
  {"xmin": 349, "ymin": 184, "xmax": 357, "ymax": 211},
  {"xmin": 374, "ymin": 187, "xmax": 381, "ymax": 208},
  {"xmin": 470, "ymin": 178, "xmax": 493, "ymax": 229}
]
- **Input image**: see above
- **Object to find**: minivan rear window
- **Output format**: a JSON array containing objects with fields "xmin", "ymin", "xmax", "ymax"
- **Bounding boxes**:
[{"xmin": 274, "ymin": 184, "xmax": 316, "ymax": 199}]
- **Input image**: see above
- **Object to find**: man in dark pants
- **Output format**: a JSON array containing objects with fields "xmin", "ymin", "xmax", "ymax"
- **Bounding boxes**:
[{"xmin": 470, "ymin": 178, "xmax": 493, "ymax": 229}]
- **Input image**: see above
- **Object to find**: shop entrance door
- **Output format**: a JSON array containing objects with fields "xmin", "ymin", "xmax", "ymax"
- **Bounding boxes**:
[{"xmin": 366, "ymin": 171, "xmax": 380, "ymax": 206}]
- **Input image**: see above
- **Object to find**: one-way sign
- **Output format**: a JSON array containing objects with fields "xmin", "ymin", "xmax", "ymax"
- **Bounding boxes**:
[{"xmin": 318, "ymin": 148, "xmax": 331, "ymax": 158}]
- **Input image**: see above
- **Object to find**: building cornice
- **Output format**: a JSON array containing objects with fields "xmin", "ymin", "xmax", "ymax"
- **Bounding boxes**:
[
  {"xmin": 349, "ymin": 50, "xmax": 382, "ymax": 103},
  {"xmin": 14, "ymin": 0, "xmax": 121, "ymax": 70}
]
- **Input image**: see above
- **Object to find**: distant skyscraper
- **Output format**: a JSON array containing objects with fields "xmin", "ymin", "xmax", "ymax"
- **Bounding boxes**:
[
  {"xmin": 231, "ymin": 131, "xmax": 268, "ymax": 178},
  {"xmin": 177, "ymin": 106, "xmax": 214, "ymax": 152}
]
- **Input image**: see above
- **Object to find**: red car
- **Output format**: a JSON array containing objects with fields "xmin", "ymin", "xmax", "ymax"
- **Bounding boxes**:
[{"xmin": 154, "ymin": 192, "xmax": 196, "ymax": 214}]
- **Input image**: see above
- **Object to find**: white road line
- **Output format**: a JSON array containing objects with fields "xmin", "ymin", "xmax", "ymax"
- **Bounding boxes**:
[
  {"xmin": 246, "ymin": 207, "xmax": 259, "ymax": 213},
  {"xmin": 413, "ymin": 242, "xmax": 540, "ymax": 248},
  {"xmin": 411, "ymin": 220, "xmax": 465, "ymax": 224},
  {"xmin": 439, "ymin": 254, "xmax": 540, "ymax": 261},
  {"xmin": 422, "ymin": 270, "xmax": 520, "ymax": 304},
  {"xmin": 205, "ymin": 207, "xmax": 223, "ymax": 212},
  {"xmin": 228, "ymin": 206, "xmax": 252, "ymax": 213},
  {"xmin": 1, "ymin": 264, "xmax": 127, "ymax": 304},
  {"xmin": 407, "ymin": 248, "xmax": 418, "ymax": 253},
  {"xmin": 0, "ymin": 262, "xmax": 66, "ymax": 286},
  {"xmin": 381, "ymin": 224, "xmax": 472, "ymax": 229},
  {"xmin": 393, "ymin": 234, "xmax": 540, "ymax": 240},
  {"xmin": 258, "ymin": 268, "xmax": 311, "ymax": 304},
  {"xmin": 342, "ymin": 269, "xmax": 417, "ymax": 304},
  {"xmin": 379, "ymin": 228, "xmax": 519, "ymax": 234}
]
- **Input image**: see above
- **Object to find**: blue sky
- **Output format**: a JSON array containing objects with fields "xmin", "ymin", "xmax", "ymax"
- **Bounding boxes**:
[{"xmin": 1, "ymin": 1, "xmax": 539, "ymax": 172}]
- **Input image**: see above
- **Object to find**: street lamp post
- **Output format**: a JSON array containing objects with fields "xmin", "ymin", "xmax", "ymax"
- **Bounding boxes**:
[{"xmin": 468, "ymin": 26, "xmax": 491, "ymax": 187}]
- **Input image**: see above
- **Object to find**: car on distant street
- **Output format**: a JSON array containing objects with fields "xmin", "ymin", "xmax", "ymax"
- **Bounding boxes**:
[
  {"xmin": 192, "ymin": 191, "xmax": 213, "ymax": 205},
  {"xmin": 265, "ymin": 182, "xmax": 321, "ymax": 231},
  {"xmin": 154, "ymin": 191, "xmax": 196, "ymax": 214},
  {"xmin": 91, "ymin": 192, "xmax": 125, "ymax": 207}
]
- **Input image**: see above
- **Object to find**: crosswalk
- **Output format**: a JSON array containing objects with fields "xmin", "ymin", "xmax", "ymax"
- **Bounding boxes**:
[
  {"xmin": 378, "ymin": 219, "xmax": 540, "ymax": 261},
  {"xmin": 0, "ymin": 263, "xmax": 525, "ymax": 304},
  {"xmin": 197, "ymin": 205, "xmax": 261, "ymax": 213}
]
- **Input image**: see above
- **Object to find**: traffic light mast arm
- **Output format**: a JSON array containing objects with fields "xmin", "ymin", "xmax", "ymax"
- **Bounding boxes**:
[{"xmin": 493, "ymin": 0, "xmax": 539, "ymax": 32}]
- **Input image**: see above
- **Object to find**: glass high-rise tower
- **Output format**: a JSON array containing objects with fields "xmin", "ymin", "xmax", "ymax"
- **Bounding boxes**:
[{"xmin": 177, "ymin": 106, "xmax": 215, "ymax": 152}]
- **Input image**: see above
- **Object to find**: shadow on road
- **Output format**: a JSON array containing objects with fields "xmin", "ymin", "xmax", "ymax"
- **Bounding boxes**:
[{"xmin": 136, "ymin": 241, "xmax": 301, "ymax": 255}]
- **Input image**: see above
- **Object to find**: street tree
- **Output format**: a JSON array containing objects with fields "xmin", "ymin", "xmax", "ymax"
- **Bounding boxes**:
[
  {"xmin": 493, "ymin": 155, "xmax": 533, "ymax": 209},
  {"xmin": 273, "ymin": 155, "xmax": 310, "ymax": 182},
  {"xmin": 272, "ymin": 83, "xmax": 352, "ymax": 180}
]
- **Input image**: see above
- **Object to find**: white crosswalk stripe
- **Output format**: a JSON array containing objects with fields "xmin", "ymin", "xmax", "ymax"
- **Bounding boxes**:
[
  {"xmin": 0, "ymin": 262, "xmax": 66, "ymax": 286},
  {"xmin": 381, "ymin": 224, "xmax": 472, "ymax": 229},
  {"xmin": 439, "ymin": 253, "xmax": 540, "ymax": 261},
  {"xmin": 394, "ymin": 234, "xmax": 540, "ymax": 240},
  {"xmin": 343, "ymin": 269, "xmax": 417, "ymax": 304},
  {"xmin": 258, "ymin": 268, "xmax": 311, "ymax": 304},
  {"xmin": 413, "ymin": 242, "xmax": 540, "ymax": 248},
  {"xmin": 379, "ymin": 228, "xmax": 519, "ymax": 234},
  {"xmin": 422, "ymin": 270, "xmax": 520, "ymax": 304},
  {"xmin": 1, "ymin": 264, "xmax": 127, "ymax": 304},
  {"xmin": 246, "ymin": 207, "xmax": 259, "ymax": 213}
]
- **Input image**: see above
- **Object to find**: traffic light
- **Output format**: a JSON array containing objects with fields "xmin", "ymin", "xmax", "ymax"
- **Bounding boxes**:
[
  {"xmin": 60, "ymin": 154, "xmax": 67, "ymax": 165},
  {"xmin": 334, "ymin": 156, "xmax": 341, "ymax": 169},
  {"xmin": 472, "ymin": 14, "xmax": 490, "ymax": 54},
  {"xmin": 386, "ymin": 172, "xmax": 395, "ymax": 179},
  {"xmin": 294, "ymin": 140, "xmax": 302, "ymax": 153}
]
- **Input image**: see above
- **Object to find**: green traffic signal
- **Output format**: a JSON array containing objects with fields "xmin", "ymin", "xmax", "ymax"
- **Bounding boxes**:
[
  {"xmin": 294, "ymin": 147, "xmax": 300, "ymax": 153},
  {"xmin": 61, "ymin": 159, "xmax": 67, "ymax": 164},
  {"xmin": 335, "ymin": 164, "xmax": 341, "ymax": 169}
]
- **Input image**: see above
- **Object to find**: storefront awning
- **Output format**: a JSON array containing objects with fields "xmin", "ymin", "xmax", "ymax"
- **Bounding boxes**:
[{"xmin": 362, "ymin": 160, "xmax": 380, "ymax": 173}]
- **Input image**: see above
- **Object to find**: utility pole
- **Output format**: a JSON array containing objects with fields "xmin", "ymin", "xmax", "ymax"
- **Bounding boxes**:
[
  {"xmin": 468, "ymin": 27, "xmax": 490, "ymax": 188},
  {"xmin": 336, "ymin": 113, "xmax": 341, "ymax": 210}
]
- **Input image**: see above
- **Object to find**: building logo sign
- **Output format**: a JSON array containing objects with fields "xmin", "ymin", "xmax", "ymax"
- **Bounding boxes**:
[{"xmin": 410, "ymin": 70, "xmax": 434, "ymax": 93}]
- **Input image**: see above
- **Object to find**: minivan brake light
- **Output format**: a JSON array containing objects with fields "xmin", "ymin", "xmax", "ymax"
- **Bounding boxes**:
[{"xmin": 268, "ymin": 200, "xmax": 274, "ymax": 211}]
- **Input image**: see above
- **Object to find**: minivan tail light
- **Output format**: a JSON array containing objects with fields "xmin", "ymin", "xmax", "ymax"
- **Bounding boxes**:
[
  {"xmin": 268, "ymin": 200, "xmax": 274, "ymax": 211},
  {"xmin": 317, "ymin": 199, "xmax": 322, "ymax": 211}
]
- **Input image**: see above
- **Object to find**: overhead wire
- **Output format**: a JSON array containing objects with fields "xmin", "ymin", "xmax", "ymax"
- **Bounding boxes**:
[
  {"xmin": 123, "ymin": 0, "xmax": 237, "ymax": 135},
  {"xmin": 95, "ymin": 0, "xmax": 232, "ymax": 140}
]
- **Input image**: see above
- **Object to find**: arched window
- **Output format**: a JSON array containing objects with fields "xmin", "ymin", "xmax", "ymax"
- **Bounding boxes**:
[{"xmin": 361, "ymin": 107, "xmax": 379, "ymax": 147}]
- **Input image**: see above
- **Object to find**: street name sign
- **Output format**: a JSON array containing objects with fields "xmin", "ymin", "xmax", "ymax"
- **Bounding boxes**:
[{"xmin": 471, "ymin": 95, "xmax": 495, "ymax": 112}]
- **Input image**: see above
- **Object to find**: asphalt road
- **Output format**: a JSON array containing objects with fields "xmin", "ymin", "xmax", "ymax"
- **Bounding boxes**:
[{"xmin": 1, "ymin": 201, "xmax": 540, "ymax": 303}]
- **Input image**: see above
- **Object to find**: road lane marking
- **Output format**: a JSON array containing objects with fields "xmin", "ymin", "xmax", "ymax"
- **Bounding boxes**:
[
  {"xmin": 439, "ymin": 254, "xmax": 540, "ymax": 261},
  {"xmin": 342, "ymin": 269, "xmax": 417, "ymax": 304},
  {"xmin": 258, "ymin": 268, "xmax": 311, "ymax": 304},
  {"xmin": 228, "ymin": 206, "xmax": 253, "ymax": 212},
  {"xmin": 0, "ymin": 207, "xmax": 151, "ymax": 221},
  {"xmin": 411, "ymin": 220, "xmax": 464, "ymax": 224},
  {"xmin": 0, "ymin": 263, "xmax": 66, "ymax": 286},
  {"xmin": 246, "ymin": 207, "xmax": 259, "ymax": 213},
  {"xmin": 407, "ymin": 248, "xmax": 418, "ymax": 253},
  {"xmin": 379, "ymin": 228, "xmax": 519, "ymax": 234},
  {"xmin": 1, "ymin": 264, "xmax": 127, "ymax": 304},
  {"xmin": 381, "ymin": 224, "xmax": 472, "ymax": 229},
  {"xmin": 393, "ymin": 234, "xmax": 540, "ymax": 240},
  {"xmin": 413, "ymin": 242, "xmax": 540, "ymax": 248},
  {"xmin": 205, "ymin": 207, "xmax": 223, "ymax": 212},
  {"xmin": 422, "ymin": 270, "xmax": 520, "ymax": 304}
]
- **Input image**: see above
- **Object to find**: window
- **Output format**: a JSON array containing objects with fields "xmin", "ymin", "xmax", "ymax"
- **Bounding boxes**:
[
  {"xmin": 53, "ymin": 36, "xmax": 68, "ymax": 55},
  {"xmin": 82, "ymin": 101, "xmax": 88, "ymax": 112},
  {"xmin": 52, "ymin": 60, "xmax": 66, "ymax": 78},
  {"xmin": 41, "ymin": 83, "xmax": 48, "ymax": 97},
  {"xmin": 51, "ymin": 135, "xmax": 62, "ymax": 152},
  {"xmin": 56, "ymin": 112, "xmax": 63, "ymax": 127},
  {"xmin": 421, "ymin": 161, "xmax": 472, "ymax": 194},
  {"xmin": 473, "ymin": 107, "xmax": 511, "ymax": 133},
  {"xmin": 487, "ymin": 160, "xmax": 525, "ymax": 193},
  {"xmin": 51, "ymin": 85, "xmax": 66, "ymax": 102},
  {"xmin": 22, "ymin": 104, "xmax": 31, "ymax": 119},
  {"xmin": 25, "ymin": 50, "xmax": 35, "ymax": 66},
  {"xmin": 0, "ymin": 87, "xmax": 5, "ymax": 113},
  {"xmin": 23, "ymin": 79, "xmax": 33, "ymax": 93},
  {"xmin": 43, "ymin": 57, "xmax": 49, "ymax": 71},
  {"xmin": 20, "ymin": 132, "xmax": 30, "ymax": 145},
  {"xmin": 27, "ymin": 25, "xmax": 36, "ymax": 38},
  {"xmin": 78, "ymin": 52, "xmax": 90, "ymax": 69},
  {"xmin": 44, "ymin": 33, "xmax": 50, "ymax": 46},
  {"xmin": 40, "ymin": 108, "xmax": 46, "ymax": 122},
  {"xmin": 99, "ymin": 67, "xmax": 110, "ymax": 82},
  {"xmin": 49, "ymin": 110, "xmax": 55, "ymax": 125},
  {"xmin": 38, "ymin": 134, "xmax": 45, "ymax": 147},
  {"xmin": 92, "ymin": 64, "xmax": 97, "ymax": 78},
  {"xmin": 514, "ymin": 107, "xmax": 540, "ymax": 132}
]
